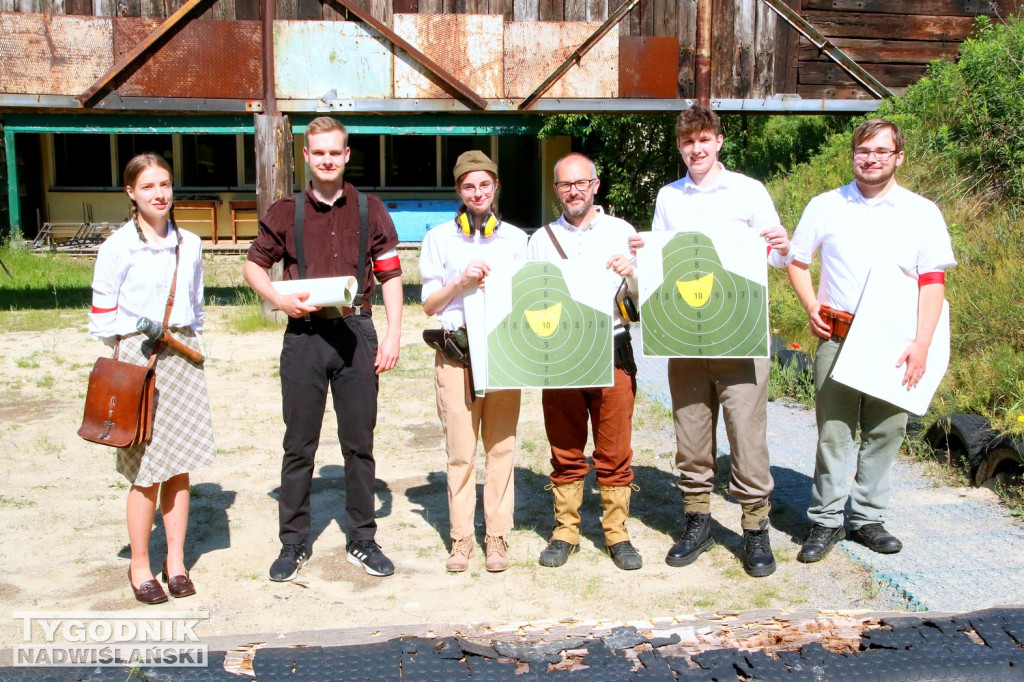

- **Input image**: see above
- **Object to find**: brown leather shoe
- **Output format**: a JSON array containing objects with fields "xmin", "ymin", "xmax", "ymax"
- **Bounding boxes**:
[
  {"xmin": 129, "ymin": 567, "xmax": 168, "ymax": 605},
  {"xmin": 445, "ymin": 536, "xmax": 473, "ymax": 572},
  {"xmin": 162, "ymin": 561, "xmax": 197, "ymax": 598},
  {"xmin": 485, "ymin": 535, "xmax": 509, "ymax": 573}
]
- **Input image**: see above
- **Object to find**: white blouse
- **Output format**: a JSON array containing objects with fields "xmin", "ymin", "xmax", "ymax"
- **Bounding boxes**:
[{"xmin": 88, "ymin": 221, "xmax": 205, "ymax": 343}]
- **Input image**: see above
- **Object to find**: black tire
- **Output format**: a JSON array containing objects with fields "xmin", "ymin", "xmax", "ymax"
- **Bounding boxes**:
[
  {"xmin": 974, "ymin": 436, "xmax": 1024, "ymax": 488},
  {"xmin": 923, "ymin": 414, "xmax": 999, "ymax": 480}
]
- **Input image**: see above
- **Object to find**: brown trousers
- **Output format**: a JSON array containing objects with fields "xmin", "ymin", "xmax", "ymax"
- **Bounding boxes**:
[
  {"xmin": 668, "ymin": 357, "xmax": 774, "ymax": 510},
  {"xmin": 434, "ymin": 352, "xmax": 520, "ymax": 541},
  {"xmin": 542, "ymin": 367, "xmax": 637, "ymax": 487}
]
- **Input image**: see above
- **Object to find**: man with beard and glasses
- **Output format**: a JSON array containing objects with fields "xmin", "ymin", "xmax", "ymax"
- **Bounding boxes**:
[
  {"xmin": 526, "ymin": 152, "xmax": 643, "ymax": 571},
  {"xmin": 787, "ymin": 118, "xmax": 955, "ymax": 563}
]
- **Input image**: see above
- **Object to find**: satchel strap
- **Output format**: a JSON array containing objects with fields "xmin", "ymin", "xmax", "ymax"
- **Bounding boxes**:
[
  {"xmin": 544, "ymin": 224, "xmax": 569, "ymax": 260},
  {"xmin": 114, "ymin": 227, "xmax": 180, "ymax": 369}
]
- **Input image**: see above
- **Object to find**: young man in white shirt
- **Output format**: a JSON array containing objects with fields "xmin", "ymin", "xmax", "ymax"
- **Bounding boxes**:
[
  {"xmin": 527, "ymin": 152, "xmax": 642, "ymax": 571},
  {"xmin": 788, "ymin": 119, "xmax": 955, "ymax": 563},
  {"xmin": 635, "ymin": 106, "xmax": 790, "ymax": 578}
]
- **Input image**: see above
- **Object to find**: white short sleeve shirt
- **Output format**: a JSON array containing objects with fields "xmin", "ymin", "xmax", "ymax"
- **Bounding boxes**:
[
  {"xmin": 789, "ymin": 181, "xmax": 957, "ymax": 314},
  {"xmin": 651, "ymin": 165, "xmax": 786, "ymax": 268},
  {"xmin": 419, "ymin": 219, "xmax": 529, "ymax": 330}
]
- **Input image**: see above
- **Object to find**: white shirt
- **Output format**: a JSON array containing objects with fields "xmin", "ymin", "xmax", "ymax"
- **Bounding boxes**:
[
  {"xmin": 419, "ymin": 218, "xmax": 528, "ymax": 330},
  {"xmin": 88, "ymin": 221, "xmax": 206, "ymax": 342},
  {"xmin": 527, "ymin": 206, "xmax": 637, "ymax": 327},
  {"xmin": 789, "ymin": 181, "xmax": 957, "ymax": 314},
  {"xmin": 652, "ymin": 165, "xmax": 786, "ymax": 268}
]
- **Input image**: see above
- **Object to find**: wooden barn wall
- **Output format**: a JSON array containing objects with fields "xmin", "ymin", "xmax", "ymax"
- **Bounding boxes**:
[{"xmin": 0, "ymin": 0, "xmax": 1020, "ymax": 101}]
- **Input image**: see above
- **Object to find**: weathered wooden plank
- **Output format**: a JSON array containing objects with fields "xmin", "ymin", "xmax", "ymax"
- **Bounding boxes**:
[
  {"xmin": 295, "ymin": 0, "xmax": 322, "ymax": 18},
  {"xmin": 274, "ymin": 20, "xmax": 393, "ymax": 98},
  {"xmin": 638, "ymin": 0, "xmax": 651, "ymax": 35},
  {"xmin": 504, "ymin": 21, "xmax": 618, "ymax": 98},
  {"xmin": 233, "ymin": 0, "xmax": 259, "ymax": 19},
  {"xmin": 277, "ymin": 0, "xmax": 298, "ymax": 18},
  {"xmin": 94, "ymin": 0, "xmax": 116, "ymax": 15},
  {"xmin": 41, "ymin": 0, "xmax": 67, "ymax": 13},
  {"xmin": 514, "ymin": 0, "xmax": 538, "ymax": 20},
  {"xmin": 587, "ymin": 0, "xmax": 606, "ymax": 21},
  {"xmin": 802, "ymin": 10, "xmax": 977, "ymax": 41},
  {"xmin": 371, "ymin": 0, "xmax": 390, "ymax": 24},
  {"xmin": 254, "ymin": 112, "xmax": 293, "ymax": 319},
  {"xmin": 564, "ymin": 0, "xmax": 586, "ymax": 20},
  {"xmin": 677, "ymin": 0, "xmax": 695, "ymax": 94},
  {"xmin": 19, "ymin": 0, "xmax": 43, "ymax": 12},
  {"xmin": 652, "ymin": 0, "xmax": 674, "ymax": 37},
  {"xmin": 732, "ymin": 0, "xmax": 755, "ymax": 98},
  {"xmin": 118, "ymin": 0, "xmax": 142, "ymax": 16},
  {"xmin": 65, "ymin": 0, "xmax": 93, "ymax": 14},
  {"xmin": 799, "ymin": 61, "xmax": 927, "ymax": 87},
  {"xmin": 710, "ymin": 0, "xmax": 734, "ymax": 97},
  {"xmin": 393, "ymin": 13, "xmax": 502, "ymax": 98},
  {"xmin": 418, "ymin": 0, "xmax": 441, "ymax": 12},
  {"xmin": 798, "ymin": 83, "xmax": 907, "ymax": 99},
  {"xmin": 801, "ymin": 0, "xmax": 1016, "ymax": 16},
  {"xmin": 799, "ymin": 37, "xmax": 960, "ymax": 64},
  {"xmin": 774, "ymin": 0, "xmax": 798, "ymax": 93},
  {"xmin": 0, "ymin": 14, "xmax": 112, "ymax": 94},
  {"xmin": 393, "ymin": 0, "xmax": 417, "ymax": 12},
  {"xmin": 752, "ymin": 0, "xmax": 773, "ymax": 98}
]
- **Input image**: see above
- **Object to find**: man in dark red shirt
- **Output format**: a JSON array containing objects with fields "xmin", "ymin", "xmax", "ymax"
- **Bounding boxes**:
[{"xmin": 244, "ymin": 116, "xmax": 403, "ymax": 582}]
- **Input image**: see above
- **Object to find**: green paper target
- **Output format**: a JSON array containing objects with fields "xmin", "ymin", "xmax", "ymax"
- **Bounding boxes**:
[
  {"xmin": 487, "ymin": 261, "xmax": 614, "ymax": 389},
  {"xmin": 640, "ymin": 232, "xmax": 768, "ymax": 357}
]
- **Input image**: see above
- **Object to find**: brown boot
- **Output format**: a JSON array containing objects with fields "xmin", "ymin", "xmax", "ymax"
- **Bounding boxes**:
[
  {"xmin": 600, "ymin": 484, "xmax": 643, "ymax": 570},
  {"xmin": 538, "ymin": 481, "xmax": 583, "ymax": 567},
  {"xmin": 485, "ymin": 535, "xmax": 509, "ymax": 572},
  {"xmin": 445, "ymin": 536, "xmax": 473, "ymax": 572}
]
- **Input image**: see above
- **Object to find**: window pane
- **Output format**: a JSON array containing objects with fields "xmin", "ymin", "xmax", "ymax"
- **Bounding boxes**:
[
  {"xmin": 181, "ymin": 134, "xmax": 238, "ymax": 188},
  {"xmin": 53, "ymin": 134, "xmax": 112, "ymax": 187},
  {"xmin": 441, "ymin": 136, "xmax": 490, "ymax": 186},
  {"xmin": 345, "ymin": 134, "xmax": 380, "ymax": 188},
  {"xmin": 385, "ymin": 136, "xmax": 437, "ymax": 187},
  {"xmin": 242, "ymin": 134, "xmax": 256, "ymax": 186},
  {"xmin": 116, "ymin": 134, "xmax": 173, "ymax": 184}
]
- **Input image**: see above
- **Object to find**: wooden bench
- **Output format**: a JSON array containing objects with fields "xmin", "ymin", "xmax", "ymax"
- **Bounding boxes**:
[
  {"xmin": 229, "ymin": 200, "xmax": 259, "ymax": 244},
  {"xmin": 175, "ymin": 199, "xmax": 221, "ymax": 243}
]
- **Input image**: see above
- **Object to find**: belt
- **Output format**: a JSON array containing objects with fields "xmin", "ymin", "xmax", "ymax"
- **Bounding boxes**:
[
  {"xmin": 819, "ymin": 305, "xmax": 854, "ymax": 340},
  {"xmin": 310, "ymin": 300, "xmax": 373, "ymax": 319}
]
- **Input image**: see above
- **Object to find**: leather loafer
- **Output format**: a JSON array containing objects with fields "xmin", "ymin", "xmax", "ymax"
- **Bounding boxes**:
[
  {"xmin": 129, "ymin": 567, "xmax": 168, "ymax": 605},
  {"xmin": 797, "ymin": 524, "xmax": 845, "ymax": 563},
  {"xmin": 850, "ymin": 523, "xmax": 903, "ymax": 554},
  {"xmin": 162, "ymin": 561, "xmax": 197, "ymax": 598}
]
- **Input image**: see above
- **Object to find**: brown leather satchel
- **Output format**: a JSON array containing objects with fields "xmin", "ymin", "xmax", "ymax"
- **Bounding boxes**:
[
  {"xmin": 79, "ymin": 228, "xmax": 180, "ymax": 448},
  {"xmin": 78, "ymin": 355, "xmax": 156, "ymax": 447}
]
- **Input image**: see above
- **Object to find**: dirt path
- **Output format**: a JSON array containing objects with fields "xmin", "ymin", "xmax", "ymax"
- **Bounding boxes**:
[{"xmin": 0, "ymin": 303, "xmax": 906, "ymax": 649}]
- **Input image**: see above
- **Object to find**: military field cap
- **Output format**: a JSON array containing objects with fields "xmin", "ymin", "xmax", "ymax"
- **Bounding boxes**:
[{"xmin": 453, "ymin": 150, "xmax": 498, "ymax": 183}]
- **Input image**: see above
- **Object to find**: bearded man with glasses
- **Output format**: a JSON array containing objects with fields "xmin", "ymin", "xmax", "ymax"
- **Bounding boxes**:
[{"xmin": 787, "ymin": 119, "xmax": 956, "ymax": 563}]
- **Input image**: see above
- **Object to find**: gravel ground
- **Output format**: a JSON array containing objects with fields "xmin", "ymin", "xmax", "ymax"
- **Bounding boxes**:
[{"xmin": 635, "ymin": 354, "xmax": 1024, "ymax": 613}]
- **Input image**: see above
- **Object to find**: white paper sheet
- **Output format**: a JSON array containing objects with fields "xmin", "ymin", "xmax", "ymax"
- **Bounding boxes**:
[{"xmin": 271, "ymin": 276, "xmax": 358, "ymax": 308}]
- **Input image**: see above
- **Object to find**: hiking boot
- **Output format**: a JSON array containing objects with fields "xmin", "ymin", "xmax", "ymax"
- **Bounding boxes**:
[
  {"xmin": 538, "ymin": 539, "xmax": 578, "ymax": 568},
  {"xmin": 269, "ymin": 544, "xmax": 308, "ymax": 582},
  {"xmin": 607, "ymin": 541, "xmax": 643, "ymax": 571},
  {"xmin": 797, "ymin": 524, "xmax": 845, "ymax": 563},
  {"xmin": 548, "ymin": 481, "xmax": 584, "ymax": 545},
  {"xmin": 665, "ymin": 512, "xmax": 714, "ymax": 567},
  {"xmin": 850, "ymin": 523, "xmax": 903, "ymax": 554},
  {"xmin": 346, "ymin": 540, "xmax": 395, "ymax": 577},
  {"xmin": 485, "ymin": 536, "xmax": 509, "ymax": 573},
  {"xmin": 741, "ymin": 528, "xmax": 776, "ymax": 578},
  {"xmin": 445, "ymin": 536, "xmax": 473, "ymax": 573}
]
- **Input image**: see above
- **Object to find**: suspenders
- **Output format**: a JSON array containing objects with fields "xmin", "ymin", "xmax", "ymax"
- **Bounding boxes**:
[{"xmin": 293, "ymin": 190, "xmax": 370, "ymax": 307}]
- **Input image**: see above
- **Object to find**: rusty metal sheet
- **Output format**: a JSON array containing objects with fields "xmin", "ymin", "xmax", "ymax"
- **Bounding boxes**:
[
  {"xmin": 0, "ymin": 13, "xmax": 112, "ymax": 95},
  {"xmin": 392, "ymin": 13, "xmax": 503, "ymax": 100},
  {"xmin": 274, "ymin": 20, "xmax": 393, "ymax": 100},
  {"xmin": 504, "ymin": 21, "xmax": 618, "ymax": 99},
  {"xmin": 619, "ymin": 36, "xmax": 678, "ymax": 98},
  {"xmin": 113, "ymin": 18, "xmax": 262, "ymax": 99}
]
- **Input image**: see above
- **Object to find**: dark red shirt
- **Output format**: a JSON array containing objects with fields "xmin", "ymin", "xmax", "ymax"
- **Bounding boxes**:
[{"xmin": 247, "ymin": 183, "xmax": 402, "ymax": 301}]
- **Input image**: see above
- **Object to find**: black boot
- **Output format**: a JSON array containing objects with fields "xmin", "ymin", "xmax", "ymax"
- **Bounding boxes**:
[
  {"xmin": 665, "ymin": 512, "xmax": 714, "ymax": 567},
  {"xmin": 741, "ymin": 528, "xmax": 776, "ymax": 577}
]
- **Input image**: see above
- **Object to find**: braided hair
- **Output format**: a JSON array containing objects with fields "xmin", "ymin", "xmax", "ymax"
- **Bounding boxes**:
[{"xmin": 123, "ymin": 153, "xmax": 177, "ymax": 242}]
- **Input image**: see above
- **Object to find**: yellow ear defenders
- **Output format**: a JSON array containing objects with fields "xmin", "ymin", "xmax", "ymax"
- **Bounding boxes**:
[
  {"xmin": 457, "ymin": 210, "xmax": 500, "ymax": 238},
  {"xmin": 616, "ymin": 278, "xmax": 640, "ymax": 323}
]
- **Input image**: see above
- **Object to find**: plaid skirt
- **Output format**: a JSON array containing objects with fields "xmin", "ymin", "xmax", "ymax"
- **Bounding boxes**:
[{"xmin": 115, "ymin": 329, "xmax": 216, "ymax": 487}]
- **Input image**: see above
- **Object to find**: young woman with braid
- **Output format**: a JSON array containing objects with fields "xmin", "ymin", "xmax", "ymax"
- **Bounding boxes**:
[{"xmin": 88, "ymin": 153, "xmax": 216, "ymax": 604}]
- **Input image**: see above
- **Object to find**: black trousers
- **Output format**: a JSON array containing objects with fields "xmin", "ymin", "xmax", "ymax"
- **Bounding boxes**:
[{"xmin": 278, "ymin": 313, "xmax": 379, "ymax": 546}]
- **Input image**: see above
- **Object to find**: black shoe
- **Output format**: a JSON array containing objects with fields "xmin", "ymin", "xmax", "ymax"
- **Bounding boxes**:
[
  {"xmin": 538, "ymin": 539, "xmax": 578, "ymax": 567},
  {"xmin": 607, "ymin": 541, "xmax": 643, "ymax": 571},
  {"xmin": 347, "ymin": 540, "xmax": 395, "ymax": 576},
  {"xmin": 850, "ymin": 523, "xmax": 903, "ymax": 554},
  {"xmin": 666, "ymin": 512, "xmax": 714, "ymax": 567},
  {"xmin": 269, "ymin": 544, "xmax": 308, "ymax": 582},
  {"xmin": 742, "ymin": 528, "xmax": 776, "ymax": 578},
  {"xmin": 797, "ymin": 524, "xmax": 845, "ymax": 563}
]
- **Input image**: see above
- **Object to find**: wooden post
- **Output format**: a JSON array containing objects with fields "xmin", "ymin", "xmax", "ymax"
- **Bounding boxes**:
[
  {"xmin": 695, "ymin": 0, "xmax": 712, "ymax": 107},
  {"xmin": 254, "ymin": 113, "xmax": 294, "ymax": 321}
]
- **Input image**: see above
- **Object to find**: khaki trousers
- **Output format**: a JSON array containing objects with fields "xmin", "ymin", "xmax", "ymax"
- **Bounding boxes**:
[
  {"xmin": 434, "ymin": 351, "xmax": 520, "ymax": 540},
  {"xmin": 668, "ymin": 357, "xmax": 774, "ymax": 510}
]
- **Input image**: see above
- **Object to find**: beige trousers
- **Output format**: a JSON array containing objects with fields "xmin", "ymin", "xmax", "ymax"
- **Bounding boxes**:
[{"xmin": 434, "ymin": 351, "xmax": 520, "ymax": 540}]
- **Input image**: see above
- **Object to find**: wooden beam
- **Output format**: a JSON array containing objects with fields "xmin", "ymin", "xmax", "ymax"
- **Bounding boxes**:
[
  {"xmin": 759, "ymin": 0, "xmax": 894, "ymax": 99},
  {"xmin": 77, "ymin": 0, "xmax": 214, "ymax": 107},
  {"xmin": 801, "ymin": 0, "xmax": 1016, "ymax": 16},
  {"xmin": 803, "ymin": 10, "xmax": 976, "ymax": 41},
  {"xmin": 519, "ymin": 0, "xmax": 642, "ymax": 110},
  {"xmin": 325, "ymin": 0, "xmax": 488, "ymax": 109}
]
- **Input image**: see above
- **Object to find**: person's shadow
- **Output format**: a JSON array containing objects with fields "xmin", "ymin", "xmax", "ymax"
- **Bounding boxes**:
[
  {"xmin": 118, "ymin": 482, "xmax": 235, "ymax": 572},
  {"xmin": 266, "ymin": 463, "xmax": 393, "ymax": 554}
]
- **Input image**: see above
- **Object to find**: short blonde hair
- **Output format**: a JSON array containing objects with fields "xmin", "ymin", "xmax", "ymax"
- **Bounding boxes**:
[{"xmin": 305, "ymin": 116, "xmax": 348, "ymax": 147}]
